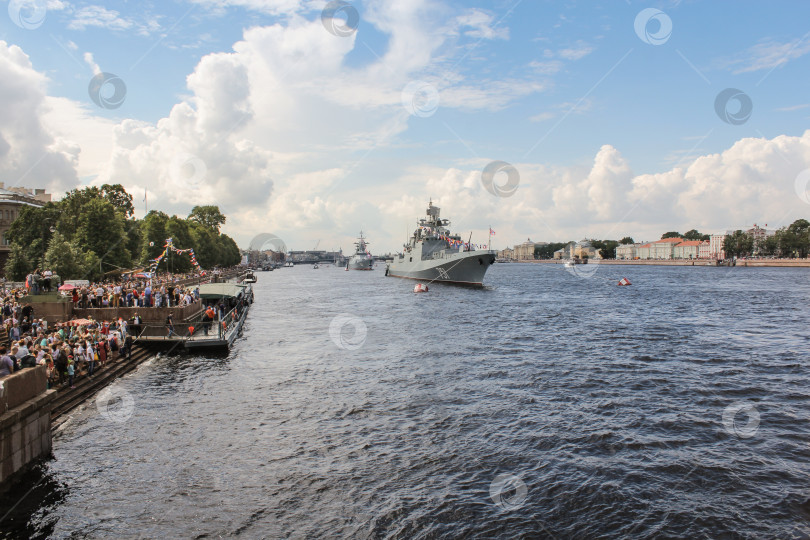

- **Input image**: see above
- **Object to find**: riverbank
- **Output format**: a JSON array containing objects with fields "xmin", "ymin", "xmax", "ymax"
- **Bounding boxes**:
[
  {"xmin": 6, "ymin": 263, "xmax": 805, "ymax": 538},
  {"xmin": 3, "ymin": 267, "xmax": 245, "ymax": 325},
  {"xmin": 511, "ymin": 259, "xmax": 810, "ymax": 267},
  {"xmin": 0, "ymin": 342, "xmax": 157, "ymax": 491}
]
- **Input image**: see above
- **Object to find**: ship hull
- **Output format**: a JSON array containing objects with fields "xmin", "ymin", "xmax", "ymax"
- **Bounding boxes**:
[
  {"xmin": 386, "ymin": 250, "xmax": 496, "ymax": 286},
  {"xmin": 348, "ymin": 256, "xmax": 373, "ymax": 270}
]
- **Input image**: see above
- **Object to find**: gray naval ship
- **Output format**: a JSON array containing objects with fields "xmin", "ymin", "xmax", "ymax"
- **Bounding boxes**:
[
  {"xmin": 347, "ymin": 231, "xmax": 374, "ymax": 270},
  {"xmin": 385, "ymin": 201, "xmax": 496, "ymax": 286}
]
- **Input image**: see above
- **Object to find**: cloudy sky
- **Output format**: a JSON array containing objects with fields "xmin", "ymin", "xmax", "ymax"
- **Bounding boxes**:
[{"xmin": 1, "ymin": 0, "xmax": 809, "ymax": 253}]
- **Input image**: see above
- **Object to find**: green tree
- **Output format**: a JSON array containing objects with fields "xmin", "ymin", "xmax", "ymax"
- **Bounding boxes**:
[
  {"xmin": 534, "ymin": 242, "xmax": 569, "ymax": 259},
  {"xmin": 140, "ymin": 211, "xmax": 169, "ymax": 265},
  {"xmin": 4, "ymin": 243, "xmax": 30, "ymax": 281},
  {"xmin": 619, "ymin": 236, "xmax": 634, "ymax": 245},
  {"xmin": 189, "ymin": 222, "xmax": 219, "ymax": 268},
  {"xmin": 75, "ymin": 198, "xmax": 131, "ymax": 273},
  {"xmin": 5, "ymin": 202, "xmax": 62, "ymax": 267},
  {"xmin": 590, "ymin": 239, "xmax": 620, "ymax": 259},
  {"xmin": 760, "ymin": 233, "xmax": 781, "ymax": 257},
  {"xmin": 58, "ymin": 184, "xmax": 134, "ymax": 244},
  {"xmin": 59, "ymin": 188, "xmax": 99, "ymax": 240},
  {"xmin": 723, "ymin": 230, "xmax": 754, "ymax": 259},
  {"xmin": 188, "ymin": 205, "xmax": 227, "ymax": 233},
  {"xmin": 216, "ymin": 234, "xmax": 242, "ymax": 267},
  {"xmin": 598, "ymin": 240, "xmax": 620, "ymax": 259},
  {"xmin": 124, "ymin": 218, "xmax": 142, "ymax": 266},
  {"xmin": 782, "ymin": 219, "xmax": 810, "ymax": 258},
  {"xmin": 99, "ymin": 184, "xmax": 135, "ymax": 217},
  {"xmin": 163, "ymin": 216, "xmax": 194, "ymax": 273},
  {"xmin": 683, "ymin": 229, "xmax": 708, "ymax": 241},
  {"xmin": 43, "ymin": 231, "xmax": 100, "ymax": 280},
  {"xmin": 661, "ymin": 231, "xmax": 682, "ymax": 239}
]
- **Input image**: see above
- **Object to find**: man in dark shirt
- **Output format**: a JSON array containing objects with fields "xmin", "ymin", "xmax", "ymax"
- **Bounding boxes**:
[
  {"xmin": 0, "ymin": 347, "xmax": 14, "ymax": 377},
  {"xmin": 124, "ymin": 334, "xmax": 133, "ymax": 360},
  {"xmin": 166, "ymin": 313, "xmax": 176, "ymax": 337}
]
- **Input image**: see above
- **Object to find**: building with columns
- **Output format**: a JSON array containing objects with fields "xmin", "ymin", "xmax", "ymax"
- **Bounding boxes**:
[{"xmin": 512, "ymin": 238, "xmax": 547, "ymax": 260}]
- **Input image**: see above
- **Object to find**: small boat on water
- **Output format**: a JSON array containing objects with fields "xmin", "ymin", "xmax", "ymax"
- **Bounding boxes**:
[
  {"xmin": 243, "ymin": 272, "xmax": 257, "ymax": 283},
  {"xmin": 136, "ymin": 282, "xmax": 253, "ymax": 351},
  {"xmin": 563, "ymin": 258, "xmax": 586, "ymax": 267},
  {"xmin": 313, "ymin": 263, "xmax": 319, "ymax": 269},
  {"xmin": 187, "ymin": 282, "xmax": 253, "ymax": 350}
]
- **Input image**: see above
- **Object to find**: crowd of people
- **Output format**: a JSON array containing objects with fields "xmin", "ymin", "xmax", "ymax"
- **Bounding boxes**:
[
  {"xmin": 14, "ymin": 269, "xmax": 220, "ymax": 308},
  {"xmin": 0, "ymin": 267, "xmax": 243, "ymax": 388},
  {"xmin": 0, "ymin": 317, "xmax": 133, "ymax": 388},
  {"xmin": 69, "ymin": 280, "xmax": 202, "ymax": 309}
]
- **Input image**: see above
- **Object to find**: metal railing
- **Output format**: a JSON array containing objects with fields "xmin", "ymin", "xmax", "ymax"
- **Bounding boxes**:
[{"xmin": 132, "ymin": 303, "xmax": 246, "ymax": 342}]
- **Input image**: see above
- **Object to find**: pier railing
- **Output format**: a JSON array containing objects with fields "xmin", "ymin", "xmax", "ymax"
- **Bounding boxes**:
[
  {"xmin": 73, "ymin": 303, "xmax": 203, "ymax": 324},
  {"xmin": 132, "ymin": 303, "xmax": 246, "ymax": 343}
]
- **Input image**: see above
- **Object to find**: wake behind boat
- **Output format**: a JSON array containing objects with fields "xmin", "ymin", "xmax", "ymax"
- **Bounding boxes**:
[{"xmin": 385, "ymin": 201, "xmax": 496, "ymax": 287}]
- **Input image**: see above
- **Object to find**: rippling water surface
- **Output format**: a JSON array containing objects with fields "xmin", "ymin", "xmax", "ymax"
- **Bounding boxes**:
[{"xmin": 4, "ymin": 263, "xmax": 810, "ymax": 538}]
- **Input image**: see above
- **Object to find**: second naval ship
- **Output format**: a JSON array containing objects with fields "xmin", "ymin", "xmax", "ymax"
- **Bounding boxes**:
[
  {"xmin": 385, "ymin": 201, "xmax": 496, "ymax": 286},
  {"xmin": 347, "ymin": 232, "xmax": 374, "ymax": 270}
]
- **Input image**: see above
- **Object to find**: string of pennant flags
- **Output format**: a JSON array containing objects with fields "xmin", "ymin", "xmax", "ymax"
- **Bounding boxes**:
[
  {"xmin": 419, "ymin": 226, "xmax": 490, "ymax": 250},
  {"xmin": 149, "ymin": 237, "xmax": 206, "ymax": 276}
]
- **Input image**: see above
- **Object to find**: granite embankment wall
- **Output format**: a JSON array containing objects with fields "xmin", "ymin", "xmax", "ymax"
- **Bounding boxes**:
[{"xmin": 0, "ymin": 366, "xmax": 55, "ymax": 486}]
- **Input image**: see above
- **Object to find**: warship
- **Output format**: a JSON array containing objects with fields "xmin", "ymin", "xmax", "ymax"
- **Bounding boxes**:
[
  {"xmin": 347, "ymin": 231, "xmax": 374, "ymax": 270},
  {"xmin": 385, "ymin": 201, "xmax": 496, "ymax": 286}
]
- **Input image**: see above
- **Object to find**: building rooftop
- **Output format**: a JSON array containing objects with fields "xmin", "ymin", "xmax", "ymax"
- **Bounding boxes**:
[{"xmin": 0, "ymin": 183, "xmax": 51, "ymax": 204}]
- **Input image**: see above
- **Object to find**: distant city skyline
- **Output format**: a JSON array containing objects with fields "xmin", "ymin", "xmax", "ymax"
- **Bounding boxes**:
[{"xmin": 1, "ymin": 1, "xmax": 810, "ymax": 253}]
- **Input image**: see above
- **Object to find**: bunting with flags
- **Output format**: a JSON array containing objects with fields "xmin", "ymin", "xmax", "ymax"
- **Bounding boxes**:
[{"xmin": 149, "ymin": 238, "xmax": 206, "ymax": 276}]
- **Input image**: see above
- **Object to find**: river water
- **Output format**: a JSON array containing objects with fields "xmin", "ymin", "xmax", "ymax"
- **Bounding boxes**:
[{"xmin": 2, "ymin": 263, "xmax": 809, "ymax": 538}]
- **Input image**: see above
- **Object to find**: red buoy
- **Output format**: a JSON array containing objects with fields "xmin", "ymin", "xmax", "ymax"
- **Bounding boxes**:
[
  {"xmin": 413, "ymin": 283, "xmax": 429, "ymax": 293},
  {"xmin": 618, "ymin": 277, "xmax": 631, "ymax": 286}
]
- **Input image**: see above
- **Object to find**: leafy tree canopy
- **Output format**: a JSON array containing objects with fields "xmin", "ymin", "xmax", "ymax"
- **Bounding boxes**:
[
  {"xmin": 683, "ymin": 229, "xmax": 709, "ymax": 241},
  {"xmin": 4, "ymin": 244, "xmax": 30, "ymax": 281},
  {"xmin": 188, "ymin": 205, "xmax": 227, "ymax": 233},
  {"xmin": 44, "ymin": 231, "xmax": 101, "ymax": 280},
  {"xmin": 723, "ymin": 230, "xmax": 754, "ymax": 259},
  {"xmin": 534, "ymin": 242, "xmax": 570, "ymax": 259},
  {"xmin": 2, "ymin": 186, "xmax": 239, "ymax": 278}
]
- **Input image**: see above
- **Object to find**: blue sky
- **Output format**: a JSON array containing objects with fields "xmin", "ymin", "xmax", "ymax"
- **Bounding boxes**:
[{"xmin": 1, "ymin": 0, "xmax": 810, "ymax": 251}]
